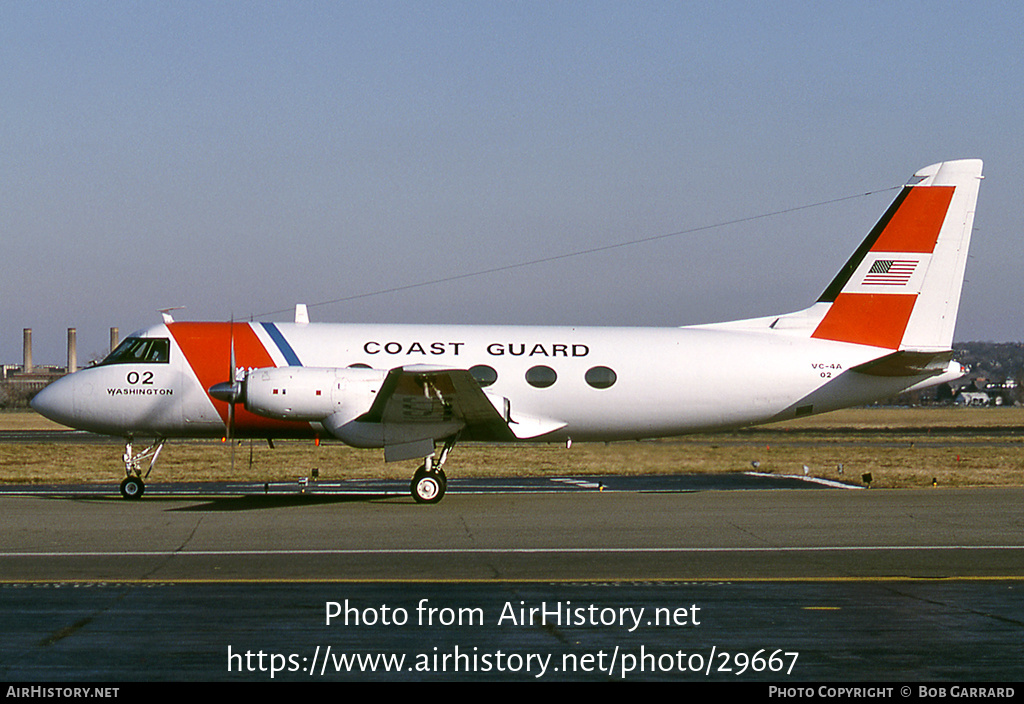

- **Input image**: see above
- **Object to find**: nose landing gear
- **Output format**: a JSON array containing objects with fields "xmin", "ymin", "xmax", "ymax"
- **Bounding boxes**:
[{"xmin": 120, "ymin": 437, "xmax": 165, "ymax": 500}]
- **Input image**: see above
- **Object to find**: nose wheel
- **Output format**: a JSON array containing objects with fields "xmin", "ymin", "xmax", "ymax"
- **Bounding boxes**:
[{"xmin": 120, "ymin": 476, "xmax": 145, "ymax": 499}]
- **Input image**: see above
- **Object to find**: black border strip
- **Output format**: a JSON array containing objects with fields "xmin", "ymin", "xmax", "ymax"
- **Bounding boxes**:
[{"xmin": 817, "ymin": 187, "xmax": 911, "ymax": 303}]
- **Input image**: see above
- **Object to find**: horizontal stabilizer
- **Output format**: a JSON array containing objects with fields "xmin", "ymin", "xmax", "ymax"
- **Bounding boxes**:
[{"xmin": 851, "ymin": 350, "xmax": 955, "ymax": 377}]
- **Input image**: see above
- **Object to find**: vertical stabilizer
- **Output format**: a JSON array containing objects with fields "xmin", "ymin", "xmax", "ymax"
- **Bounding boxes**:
[{"xmin": 811, "ymin": 159, "xmax": 982, "ymax": 350}]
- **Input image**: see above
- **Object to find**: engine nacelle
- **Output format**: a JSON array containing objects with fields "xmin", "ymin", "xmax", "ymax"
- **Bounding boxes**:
[{"xmin": 244, "ymin": 366, "xmax": 386, "ymax": 422}]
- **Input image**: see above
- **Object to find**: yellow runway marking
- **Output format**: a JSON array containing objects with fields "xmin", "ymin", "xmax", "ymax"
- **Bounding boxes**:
[{"xmin": 2, "ymin": 576, "xmax": 1024, "ymax": 586}]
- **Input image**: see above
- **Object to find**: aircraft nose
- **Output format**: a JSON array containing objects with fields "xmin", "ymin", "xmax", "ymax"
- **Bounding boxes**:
[{"xmin": 30, "ymin": 376, "xmax": 76, "ymax": 427}]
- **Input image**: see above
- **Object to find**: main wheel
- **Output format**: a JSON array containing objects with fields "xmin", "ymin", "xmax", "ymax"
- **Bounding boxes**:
[
  {"xmin": 411, "ymin": 468, "xmax": 446, "ymax": 504},
  {"xmin": 120, "ymin": 476, "xmax": 145, "ymax": 500}
]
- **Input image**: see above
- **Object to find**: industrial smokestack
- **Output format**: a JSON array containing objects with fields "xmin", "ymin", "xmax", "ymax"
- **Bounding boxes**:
[
  {"xmin": 110, "ymin": 327, "xmax": 119, "ymax": 353},
  {"xmin": 23, "ymin": 329, "xmax": 32, "ymax": 373},
  {"xmin": 67, "ymin": 328, "xmax": 77, "ymax": 374}
]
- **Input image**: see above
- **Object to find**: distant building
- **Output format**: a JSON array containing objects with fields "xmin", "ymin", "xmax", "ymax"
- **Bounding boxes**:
[
  {"xmin": 954, "ymin": 391, "xmax": 991, "ymax": 407},
  {"xmin": 1, "ymin": 365, "xmax": 65, "ymax": 407}
]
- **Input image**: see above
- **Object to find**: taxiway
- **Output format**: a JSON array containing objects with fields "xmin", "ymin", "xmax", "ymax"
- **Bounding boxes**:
[
  {"xmin": 1, "ymin": 483, "xmax": 1022, "ymax": 582},
  {"xmin": 2, "ymin": 481, "xmax": 1022, "ymax": 680}
]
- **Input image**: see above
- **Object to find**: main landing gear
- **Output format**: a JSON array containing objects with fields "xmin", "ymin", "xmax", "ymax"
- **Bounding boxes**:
[
  {"xmin": 120, "ymin": 437, "xmax": 165, "ymax": 500},
  {"xmin": 410, "ymin": 435, "xmax": 457, "ymax": 504}
]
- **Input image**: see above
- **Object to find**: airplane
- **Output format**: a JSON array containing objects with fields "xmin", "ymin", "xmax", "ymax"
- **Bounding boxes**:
[{"xmin": 31, "ymin": 159, "xmax": 984, "ymax": 503}]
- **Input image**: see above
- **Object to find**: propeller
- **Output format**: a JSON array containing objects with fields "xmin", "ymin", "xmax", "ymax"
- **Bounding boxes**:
[{"xmin": 208, "ymin": 323, "xmax": 245, "ymax": 471}]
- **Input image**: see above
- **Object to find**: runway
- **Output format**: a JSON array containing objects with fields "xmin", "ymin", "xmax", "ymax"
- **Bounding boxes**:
[{"xmin": 2, "ymin": 482, "xmax": 1022, "ymax": 680}]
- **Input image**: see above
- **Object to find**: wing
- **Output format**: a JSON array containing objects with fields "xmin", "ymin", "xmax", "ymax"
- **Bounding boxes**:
[{"xmin": 356, "ymin": 364, "xmax": 566, "ymax": 442}]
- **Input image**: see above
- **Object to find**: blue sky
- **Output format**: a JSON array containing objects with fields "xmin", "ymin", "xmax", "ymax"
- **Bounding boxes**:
[{"xmin": 4, "ymin": 1, "xmax": 1022, "ymax": 363}]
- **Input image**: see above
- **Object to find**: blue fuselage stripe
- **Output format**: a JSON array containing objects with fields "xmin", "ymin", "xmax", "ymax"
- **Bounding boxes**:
[{"xmin": 262, "ymin": 323, "xmax": 302, "ymax": 366}]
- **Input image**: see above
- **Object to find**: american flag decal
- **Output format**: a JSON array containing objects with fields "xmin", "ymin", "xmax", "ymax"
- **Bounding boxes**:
[{"xmin": 863, "ymin": 259, "xmax": 917, "ymax": 286}]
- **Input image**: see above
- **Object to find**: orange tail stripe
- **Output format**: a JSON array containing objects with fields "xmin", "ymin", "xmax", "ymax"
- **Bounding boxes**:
[
  {"xmin": 811, "ymin": 293, "xmax": 917, "ymax": 349},
  {"xmin": 871, "ymin": 186, "xmax": 954, "ymax": 253}
]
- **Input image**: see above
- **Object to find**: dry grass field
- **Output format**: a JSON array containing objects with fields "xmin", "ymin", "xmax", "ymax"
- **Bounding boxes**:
[{"xmin": 1, "ymin": 407, "xmax": 1021, "ymax": 489}]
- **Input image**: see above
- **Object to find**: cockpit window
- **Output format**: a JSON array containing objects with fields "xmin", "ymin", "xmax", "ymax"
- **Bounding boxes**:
[{"xmin": 100, "ymin": 337, "xmax": 170, "ymax": 365}]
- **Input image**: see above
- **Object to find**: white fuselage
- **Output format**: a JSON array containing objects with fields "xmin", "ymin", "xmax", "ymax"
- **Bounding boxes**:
[{"xmin": 31, "ymin": 320, "xmax": 950, "ymax": 442}]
